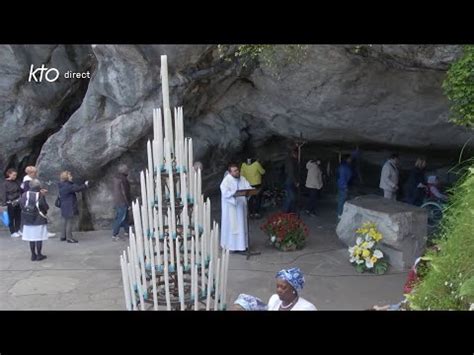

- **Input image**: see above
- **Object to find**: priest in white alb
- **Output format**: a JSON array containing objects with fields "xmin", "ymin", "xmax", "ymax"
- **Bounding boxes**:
[{"xmin": 220, "ymin": 163, "xmax": 252, "ymax": 252}]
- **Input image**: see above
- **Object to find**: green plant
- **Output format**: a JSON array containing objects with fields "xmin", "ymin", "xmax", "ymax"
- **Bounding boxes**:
[
  {"xmin": 407, "ymin": 164, "xmax": 474, "ymax": 310},
  {"xmin": 442, "ymin": 45, "xmax": 474, "ymax": 127},
  {"xmin": 260, "ymin": 212, "xmax": 308, "ymax": 251}
]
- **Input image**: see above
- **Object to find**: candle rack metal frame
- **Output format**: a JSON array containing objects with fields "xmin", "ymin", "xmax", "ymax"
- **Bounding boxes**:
[{"xmin": 119, "ymin": 55, "xmax": 230, "ymax": 311}]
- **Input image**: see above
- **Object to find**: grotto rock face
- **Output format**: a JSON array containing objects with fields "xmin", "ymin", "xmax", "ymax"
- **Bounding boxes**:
[
  {"xmin": 1, "ymin": 44, "xmax": 472, "ymax": 230},
  {"xmin": 0, "ymin": 45, "xmax": 94, "ymax": 174}
]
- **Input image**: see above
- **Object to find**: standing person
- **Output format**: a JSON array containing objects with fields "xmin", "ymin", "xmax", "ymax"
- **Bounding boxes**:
[
  {"xmin": 20, "ymin": 166, "xmax": 56, "ymax": 238},
  {"xmin": 1, "ymin": 169, "xmax": 22, "ymax": 238},
  {"xmin": 403, "ymin": 158, "xmax": 427, "ymax": 206},
  {"xmin": 220, "ymin": 163, "xmax": 252, "ymax": 252},
  {"xmin": 379, "ymin": 153, "xmax": 400, "ymax": 200},
  {"xmin": 267, "ymin": 267, "xmax": 317, "ymax": 311},
  {"xmin": 240, "ymin": 158, "xmax": 266, "ymax": 219},
  {"xmin": 112, "ymin": 164, "xmax": 131, "ymax": 241},
  {"xmin": 283, "ymin": 149, "xmax": 299, "ymax": 213},
  {"xmin": 58, "ymin": 171, "xmax": 89, "ymax": 243},
  {"xmin": 19, "ymin": 179, "xmax": 49, "ymax": 261},
  {"xmin": 337, "ymin": 154, "xmax": 352, "ymax": 219},
  {"xmin": 20, "ymin": 166, "xmax": 38, "ymax": 193},
  {"xmin": 304, "ymin": 159, "xmax": 323, "ymax": 217}
]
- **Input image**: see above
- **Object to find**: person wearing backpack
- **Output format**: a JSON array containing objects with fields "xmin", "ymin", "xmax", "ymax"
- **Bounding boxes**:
[
  {"xmin": 57, "ymin": 171, "xmax": 89, "ymax": 243},
  {"xmin": 19, "ymin": 179, "xmax": 50, "ymax": 261}
]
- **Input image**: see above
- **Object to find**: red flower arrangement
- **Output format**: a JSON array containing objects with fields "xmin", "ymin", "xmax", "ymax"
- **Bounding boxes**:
[{"xmin": 260, "ymin": 213, "xmax": 308, "ymax": 251}]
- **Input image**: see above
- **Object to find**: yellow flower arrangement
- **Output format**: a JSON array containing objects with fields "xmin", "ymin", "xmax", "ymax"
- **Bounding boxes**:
[{"xmin": 348, "ymin": 221, "xmax": 389, "ymax": 274}]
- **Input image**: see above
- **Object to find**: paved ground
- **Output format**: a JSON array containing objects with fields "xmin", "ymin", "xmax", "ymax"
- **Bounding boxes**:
[{"xmin": 0, "ymin": 194, "xmax": 407, "ymax": 310}]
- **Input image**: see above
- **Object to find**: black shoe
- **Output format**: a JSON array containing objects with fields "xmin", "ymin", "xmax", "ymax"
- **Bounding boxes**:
[
  {"xmin": 67, "ymin": 238, "xmax": 78, "ymax": 243},
  {"xmin": 36, "ymin": 254, "xmax": 47, "ymax": 261},
  {"xmin": 60, "ymin": 237, "xmax": 66, "ymax": 241},
  {"xmin": 31, "ymin": 254, "xmax": 37, "ymax": 261}
]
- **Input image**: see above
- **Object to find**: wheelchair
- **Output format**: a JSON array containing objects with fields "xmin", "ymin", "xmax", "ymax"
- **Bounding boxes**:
[{"xmin": 420, "ymin": 188, "xmax": 445, "ymax": 235}]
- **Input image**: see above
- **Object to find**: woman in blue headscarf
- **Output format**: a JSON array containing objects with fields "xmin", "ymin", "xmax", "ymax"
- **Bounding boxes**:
[
  {"xmin": 267, "ymin": 267, "xmax": 317, "ymax": 311},
  {"xmin": 230, "ymin": 294, "xmax": 268, "ymax": 311}
]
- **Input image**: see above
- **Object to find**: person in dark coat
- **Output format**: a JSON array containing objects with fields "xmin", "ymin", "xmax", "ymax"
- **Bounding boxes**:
[
  {"xmin": 337, "ymin": 154, "xmax": 353, "ymax": 218},
  {"xmin": 112, "ymin": 164, "xmax": 131, "ymax": 241},
  {"xmin": 1, "ymin": 169, "xmax": 22, "ymax": 238},
  {"xmin": 403, "ymin": 158, "xmax": 427, "ymax": 206},
  {"xmin": 58, "ymin": 171, "xmax": 89, "ymax": 243}
]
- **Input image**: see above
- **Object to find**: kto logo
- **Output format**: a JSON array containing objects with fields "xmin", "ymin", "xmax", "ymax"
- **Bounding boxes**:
[{"xmin": 28, "ymin": 64, "xmax": 60, "ymax": 83}]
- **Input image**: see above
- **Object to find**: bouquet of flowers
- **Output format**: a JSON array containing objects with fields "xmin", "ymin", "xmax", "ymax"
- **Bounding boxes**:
[
  {"xmin": 261, "ymin": 213, "xmax": 308, "ymax": 251},
  {"xmin": 348, "ymin": 222, "xmax": 389, "ymax": 274}
]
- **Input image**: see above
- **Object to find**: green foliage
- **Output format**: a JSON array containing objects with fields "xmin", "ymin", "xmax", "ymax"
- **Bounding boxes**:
[
  {"xmin": 217, "ymin": 45, "xmax": 309, "ymax": 77},
  {"xmin": 374, "ymin": 260, "xmax": 389, "ymax": 275},
  {"xmin": 442, "ymin": 45, "xmax": 474, "ymax": 127},
  {"xmin": 408, "ymin": 164, "xmax": 474, "ymax": 310}
]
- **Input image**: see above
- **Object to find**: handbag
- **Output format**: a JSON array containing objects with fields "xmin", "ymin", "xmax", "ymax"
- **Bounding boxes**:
[
  {"xmin": 55, "ymin": 196, "xmax": 61, "ymax": 208},
  {"xmin": 1, "ymin": 210, "xmax": 10, "ymax": 227}
]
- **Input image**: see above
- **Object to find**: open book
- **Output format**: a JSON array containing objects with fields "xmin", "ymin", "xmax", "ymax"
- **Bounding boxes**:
[{"xmin": 234, "ymin": 188, "xmax": 258, "ymax": 197}]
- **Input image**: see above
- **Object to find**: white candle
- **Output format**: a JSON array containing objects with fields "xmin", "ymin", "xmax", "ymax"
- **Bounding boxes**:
[
  {"xmin": 133, "ymin": 202, "xmax": 148, "ymax": 295},
  {"xmin": 126, "ymin": 246, "xmax": 136, "ymax": 291},
  {"xmin": 191, "ymin": 236, "xmax": 195, "ymax": 267},
  {"xmin": 194, "ymin": 201, "xmax": 199, "ymax": 256},
  {"xmin": 219, "ymin": 250, "xmax": 226, "ymax": 310},
  {"xmin": 190, "ymin": 236, "xmax": 195, "ymax": 296},
  {"xmin": 178, "ymin": 263, "xmax": 185, "ymax": 311},
  {"xmin": 183, "ymin": 195, "xmax": 188, "ymax": 269},
  {"xmin": 153, "ymin": 209, "xmax": 161, "ymax": 268},
  {"xmin": 149, "ymin": 245, "xmax": 158, "ymax": 310},
  {"xmin": 163, "ymin": 232, "xmax": 169, "ymax": 269},
  {"xmin": 130, "ymin": 232, "xmax": 145, "ymax": 310},
  {"xmin": 167, "ymin": 208, "xmax": 175, "ymax": 269},
  {"xmin": 127, "ymin": 262, "xmax": 137, "ymax": 310},
  {"xmin": 161, "ymin": 55, "xmax": 170, "ymax": 108},
  {"xmin": 188, "ymin": 138, "xmax": 194, "ymax": 198},
  {"xmin": 155, "ymin": 163, "xmax": 164, "ymax": 241},
  {"xmin": 206, "ymin": 260, "xmax": 213, "ymax": 310},
  {"xmin": 120, "ymin": 254, "xmax": 132, "ymax": 310},
  {"xmin": 163, "ymin": 263, "xmax": 171, "ymax": 311},
  {"xmin": 157, "ymin": 108, "xmax": 164, "ymax": 169},
  {"xmin": 222, "ymin": 248, "xmax": 230, "ymax": 310},
  {"xmin": 140, "ymin": 203, "xmax": 150, "ymax": 267},
  {"xmin": 214, "ymin": 258, "xmax": 221, "ymax": 311},
  {"xmin": 194, "ymin": 264, "xmax": 199, "ymax": 310},
  {"xmin": 197, "ymin": 168, "xmax": 202, "ymax": 202},
  {"xmin": 166, "ymin": 108, "xmax": 174, "ymax": 154},
  {"xmin": 184, "ymin": 138, "xmax": 189, "ymax": 174},
  {"xmin": 200, "ymin": 234, "xmax": 205, "ymax": 296},
  {"xmin": 147, "ymin": 140, "xmax": 153, "ymax": 185}
]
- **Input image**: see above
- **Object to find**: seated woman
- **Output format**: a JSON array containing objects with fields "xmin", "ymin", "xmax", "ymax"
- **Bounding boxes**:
[
  {"xmin": 267, "ymin": 267, "xmax": 317, "ymax": 311},
  {"xmin": 426, "ymin": 176, "xmax": 448, "ymax": 202},
  {"xmin": 230, "ymin": 294, "xmax": 268, "ymax": 311}
]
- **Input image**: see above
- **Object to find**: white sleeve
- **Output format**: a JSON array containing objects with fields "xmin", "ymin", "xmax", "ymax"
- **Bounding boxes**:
[
  {"xmin": 430, "ymin": 186, "xmax": 447, "ymax": 200},
  {"xmin": 220, "ymin": 177, "xmax": 237, "ymax": 206},
  {"xmin": 267, "ymin": 294, "xmax": 280, "ymax": 310}
]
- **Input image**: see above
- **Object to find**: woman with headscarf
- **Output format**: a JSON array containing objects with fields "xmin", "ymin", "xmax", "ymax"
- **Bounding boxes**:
[
  {"xmin": 230, "ymin": 294, "xmax": 268, "ymax": 311},
  {"xmin": 267, "ymin": 267, "xmax": 317, "ymax": 310}
]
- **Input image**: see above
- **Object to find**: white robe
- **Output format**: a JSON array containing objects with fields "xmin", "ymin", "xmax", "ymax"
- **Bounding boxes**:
[
  {"xmin": 220, "ymin": 174, "xmax": 252, "ymax": 251},
  {"xmin": 267, "ymin": 294, "xmax": 317, "ymax": 311}
]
